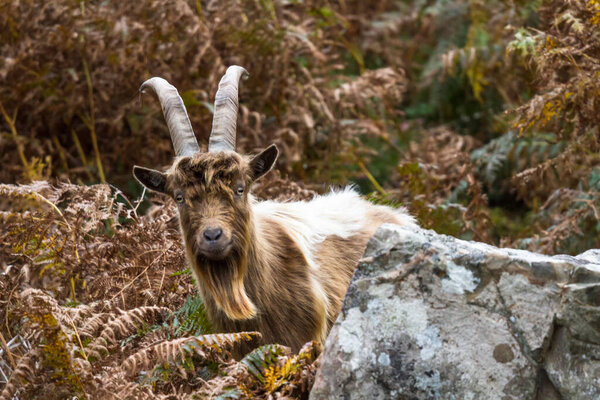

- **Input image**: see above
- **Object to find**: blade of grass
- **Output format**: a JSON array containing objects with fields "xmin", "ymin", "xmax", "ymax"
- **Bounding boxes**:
[
  {"xmin": 71, "ymin": 129, "xmax": 95, "ymax": 182},
  {"xmin": 357, "ymin": 160, "xmax": 387, "ymax": 196},
  {"xmin": 195, "ymin": 0, "xmax": 203, "ymax": 19},
  {"xmin": 82, "ymin": 58, "xmax": 106, "ymax": 183},
  {"xmin": 0, "ymin": 103, "xmax": 30, "ymax": 176},
  {"xmin": 52, "ymin": 135, "xmax": 70, "ymax": 174},
  {"xmin": 65, "ymin": 313, "xmax": 88, "ymax": 362}
]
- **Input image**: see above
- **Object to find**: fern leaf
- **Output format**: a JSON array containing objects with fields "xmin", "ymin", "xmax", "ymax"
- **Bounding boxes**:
[
  {"xmin": 121, "ymin": 331, "xmax": 260, "ymax": 377},
  {"xmin": 190, "ymin": 332, "xmax": 261, "ymax": 351},
  {"xmin": 214, "ymin": 388, "xmax": 243, "ymax": 400},
  {"xmin": 78, "ymin": 312, "xmax": 116, "ymax": 339},
  {"xmin": 86, "ymin": 306, "xmax": 170, "ymax": 358},
  {"xmin": 240, "ymin": 344, "xmax": 288, "ymax": 381},
  {"xmin": 172, "ymin": 294, "xmax": 212, "ymax": 336},
  {"xmin": 0, "ymin": 349, "xmax": 39, "ymax": 400}
]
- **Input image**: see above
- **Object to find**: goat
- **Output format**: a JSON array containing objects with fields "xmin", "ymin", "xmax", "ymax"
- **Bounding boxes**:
[{"xmin": 133, "ymin": 66, "xmax": 416, "ymax": 351}]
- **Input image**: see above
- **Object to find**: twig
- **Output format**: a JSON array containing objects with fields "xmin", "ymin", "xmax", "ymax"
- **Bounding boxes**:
[
  {"xmin": 82, "ymin": 57, "xmax": 106, "ymax": 183},
  {"xmin": 110, "ymin": 246, "xmax": 171, "ymax": 302},
  {"xmin": 109, "ymin": 184, "xmax": 138, "ymax": 220},
  {"xmin": 70, "ymin": 276, "xmax": 77, "ymax": 303},
  {"xmin": 0, "ymin": 364, "xmax": 8, "ymax": 384},
  {"xmin": 71, "ymin": 129, "xmax": 95, "ymax": 181},
  {"xmin": 52, "ymin": 135, "xmax": 70, "ymax": 174},
  {"xmin": 157, "ymin": 266, "xmax": 167, "ymax": 304},
  {"xmin": 133, "ymin": 187, "xmax": 147, "ymax": 216},
  {"xmin": 357, "ymin": 160, "xmax": 387, "ymax": 196},
  {"xmin": 66, "ymin": 313, "xmax": 88, "ymax": 362},
  {"xmin": 0, "ymin": 102, "xmax": 29, "ymax": 175},
  {"xmin": 0, "ymin": 331, "xmax": 16, "ymax": 369}
]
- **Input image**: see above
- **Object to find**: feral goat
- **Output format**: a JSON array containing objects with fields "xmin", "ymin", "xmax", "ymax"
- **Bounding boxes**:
[{"xmin": 133, "ymin": 66, "xmax": 416, "ymax": 351}]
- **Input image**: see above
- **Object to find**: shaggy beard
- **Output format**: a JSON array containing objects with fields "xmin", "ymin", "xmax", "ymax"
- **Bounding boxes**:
[{"xmin": 194, "ymin": 244, "xmax": 257, "ymax": 321}]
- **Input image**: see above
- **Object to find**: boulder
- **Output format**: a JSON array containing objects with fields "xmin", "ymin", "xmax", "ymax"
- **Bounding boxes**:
[{"xmin": 310, "ymin": 224, "xmax": 600, "ymax": 400}]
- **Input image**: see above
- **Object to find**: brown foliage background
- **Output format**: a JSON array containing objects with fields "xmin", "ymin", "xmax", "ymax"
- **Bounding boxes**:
[{"xmin": 2, "ymin": 0, "xmax": 600, "ymax": 398}]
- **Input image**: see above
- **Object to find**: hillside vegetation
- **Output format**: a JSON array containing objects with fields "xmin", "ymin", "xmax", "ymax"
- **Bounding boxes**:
[{"xmin": 1, "ymin": 0, "xmax": 599, "ymax": 398}]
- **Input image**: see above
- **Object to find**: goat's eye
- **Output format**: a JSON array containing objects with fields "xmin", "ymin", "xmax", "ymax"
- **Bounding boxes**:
[
  {"xmin": 175, "ymin": 192, "xmax": 184, "ymax": 204},
  {"xmin": 235, "ymin": 185, "xmax": 245, "ymax": 197}
]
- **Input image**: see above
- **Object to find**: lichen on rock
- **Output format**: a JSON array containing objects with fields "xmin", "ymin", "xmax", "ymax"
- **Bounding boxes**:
[{"xmin": 311, "ymin": 224, "xmax": 600, "ymax": 400}]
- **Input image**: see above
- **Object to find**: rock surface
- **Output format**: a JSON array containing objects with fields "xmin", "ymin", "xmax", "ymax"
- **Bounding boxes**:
[{"xmin": 310, "ymin": 224, "xmax": 600, "ymax": 400}]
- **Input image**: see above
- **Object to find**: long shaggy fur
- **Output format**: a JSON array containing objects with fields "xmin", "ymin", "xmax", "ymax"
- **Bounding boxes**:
[{"xmin": 138, "ymin": 151, "xmax": 416, "ymax": 351}]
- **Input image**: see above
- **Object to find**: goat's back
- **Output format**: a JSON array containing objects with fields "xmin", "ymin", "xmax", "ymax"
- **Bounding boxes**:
[{"xmin": 247, "ymin": 188, "xmax": 416, "ymax": 348}]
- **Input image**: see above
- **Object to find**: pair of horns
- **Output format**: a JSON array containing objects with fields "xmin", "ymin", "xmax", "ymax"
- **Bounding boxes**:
[{"xmin": 140, "ymin": 66, "xmax": 248, "ymax": 157}]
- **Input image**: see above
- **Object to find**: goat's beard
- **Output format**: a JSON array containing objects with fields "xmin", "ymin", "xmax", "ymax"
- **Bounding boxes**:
[{"xmin": 191, "ymin": 242, "xmax": 257, "ymax": 321}]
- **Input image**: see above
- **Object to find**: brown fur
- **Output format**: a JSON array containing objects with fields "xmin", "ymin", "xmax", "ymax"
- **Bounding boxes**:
[{"xmin": 146, "ymin": 151, "xmax": 410, "ymax": 351}]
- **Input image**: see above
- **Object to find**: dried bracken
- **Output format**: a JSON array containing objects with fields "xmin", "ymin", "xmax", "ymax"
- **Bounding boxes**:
[
  {"xmin": 2, "ymin": 0, "xmax": 600, "ymax": 397},
  {"xmin": 0, "ymin": 0, "xmax": 410, "ymax": 187},
  {"xmin": 121, "ymin": 332, "xmax": 260, "ymax": 377},
  {"xmin": 505, "ymin": 0, "xmax": 600, "ymax": 203},
  {"xmin": 0, "ymin": 182, "xmax": 320, "ymax": 398},
  {"xmin": 86, "ymin": 306, "xmax": 171, "ymax": 358},
  {"xmin": 0, "ymin": 349, "xmax": 39, "ymax": 400}
]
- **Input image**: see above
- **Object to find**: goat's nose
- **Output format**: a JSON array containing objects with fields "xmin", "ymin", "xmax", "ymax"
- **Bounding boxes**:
[{"xmin": 203, "ymin": 227, "xmax": 223, "ymax": 242}]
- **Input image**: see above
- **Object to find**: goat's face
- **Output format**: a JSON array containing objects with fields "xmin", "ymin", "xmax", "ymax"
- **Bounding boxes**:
[
  {"xmin": 171, "ymin": 152, "xmax": 252, "ymax": 262},
  {"xmin": 132, "ymin": 68, "xmax": 278, "ymax": 320},
  {"xmin": 133, "ymin": 145, "xmax": 278, "ymax": 263}
]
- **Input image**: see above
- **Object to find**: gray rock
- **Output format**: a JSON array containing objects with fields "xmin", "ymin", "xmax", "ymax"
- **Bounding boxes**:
[{"xmin": 311, "ymin": 224, "xmax": 600, "ymax": 400}]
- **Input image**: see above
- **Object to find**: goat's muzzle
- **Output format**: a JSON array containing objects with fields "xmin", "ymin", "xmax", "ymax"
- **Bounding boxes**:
[{"xmin": 197, "ymin": 227, "xmax": 233, "ymax": 261}]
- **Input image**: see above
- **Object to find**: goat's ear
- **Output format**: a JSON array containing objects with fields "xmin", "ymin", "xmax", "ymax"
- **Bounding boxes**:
[
  {"xmin": 249, "ymin": 144, "xmax": 279, "ymax": 181},
  {"xmin": 133, "ymin": 166, "xmax": 168, "ymax": 193}
]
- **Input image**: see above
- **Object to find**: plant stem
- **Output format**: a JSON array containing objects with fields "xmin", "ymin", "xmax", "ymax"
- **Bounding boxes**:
[
  {"xmin": 82, "ymin": 58, "xmax": 105, "ymax": 183},
  {"xmin": 195, "ymin": 0, "xmax": 203, "ymax": 19},
  {"xmin": 52, "ymin": 135, "xmax": 70, "ymax": 174},
  {"xmin": 357, "ymin": 160, "xmax": 387, "ymax": 196},
  {"xmin": 0, "ymin": 103, "xmax": 30, "ymax": 176},
  {"xmin": 71, "ymin": 129, "xmax": 95, "ymax": 181},
  {"xmin": 0, "ymin": 331, "xmax": 16, "ymax": 369}
]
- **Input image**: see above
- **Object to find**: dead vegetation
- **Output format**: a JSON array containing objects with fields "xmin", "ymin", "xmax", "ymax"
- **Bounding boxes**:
[
  {"xmin": 0, "ymin": 0, "xmax": 410, "ymax": 188},
  {"xmin": 2, "ymin": 0, "xmax": 600, "ymax": 397},
  {"xmin": 0, "ymin": 182, "xmax": 318, "ymax": 399}
]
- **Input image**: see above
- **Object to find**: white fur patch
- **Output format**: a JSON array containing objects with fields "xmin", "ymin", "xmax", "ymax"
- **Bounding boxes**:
[
  {"xmin": 253, "ymin": 187, "xmax": 411, "ymax": 269},
  {"xmin": 389, "ymin": 206, "xmax": 417, "ymax": 227}
]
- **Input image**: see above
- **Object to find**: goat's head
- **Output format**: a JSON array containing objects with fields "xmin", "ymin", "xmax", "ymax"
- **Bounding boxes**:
[{"xmin": 132, "ymin": 67, "xmax": 278, "ymax": 319}]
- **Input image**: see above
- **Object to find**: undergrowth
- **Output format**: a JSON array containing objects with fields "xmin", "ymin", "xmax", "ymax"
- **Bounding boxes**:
[
  {"xmin": 2, "ymin": 0, "xmax": 600, "ymax": 397},
  {"xmin": 0, "ymin": 182, "xmax": 318, "ymax": 399}
]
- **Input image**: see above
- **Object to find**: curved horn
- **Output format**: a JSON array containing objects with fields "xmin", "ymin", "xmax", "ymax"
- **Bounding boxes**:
[
  {"xmin": 140, "ymin": 77, "xmax": 200, "ymax": 157},
  {"xmin": 208, "ymin": 66, "xmax": 248, "ymax": 152}
]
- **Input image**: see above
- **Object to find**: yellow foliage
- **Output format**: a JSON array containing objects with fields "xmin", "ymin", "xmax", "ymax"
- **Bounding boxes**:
[
  {"xmin": 588, "ymin": 0, "xmax": 600, "ymax": 25},
  {"xmin": 466, "ymin": 59, "xmax": 488, "ymax": 102}
]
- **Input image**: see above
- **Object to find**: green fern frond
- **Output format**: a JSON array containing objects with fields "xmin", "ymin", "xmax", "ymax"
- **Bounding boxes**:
[
  {"xmin": 471, "ymin": 131, "xmax": 515, "ymax": 184},
  {"xmin": 471, "ymin": 130, "xmax": 567, "ymax": 202},
  {"xmin": 172, "ymin": 294, "xmax": 212, "ymax": 336},
  {"xmin": 240, "ymin": 344, "xmax": 288, "ymax": 381},
  {"xmin": 122, "ymin": 331, "xmax": 261, "ymax": 377},
  {"xmin": 507, "ymin": 28, "xmax": 539, "ymax": 57},
  {"xmin": 214, "ymin": 388, "xmax": 243, "ymax": 400},
  {"xmin": 189, "ymin": 332, "xmax": 261, "ymax": 352}
]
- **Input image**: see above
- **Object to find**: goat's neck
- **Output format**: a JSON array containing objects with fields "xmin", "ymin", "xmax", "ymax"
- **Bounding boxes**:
[
  {"xmin": 244, "ymin": 214, "xmax": 280, "ymax": 290},
  {"xmin": 192, "ymin": 209, "xmax": 276, "ymax": 321}
]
